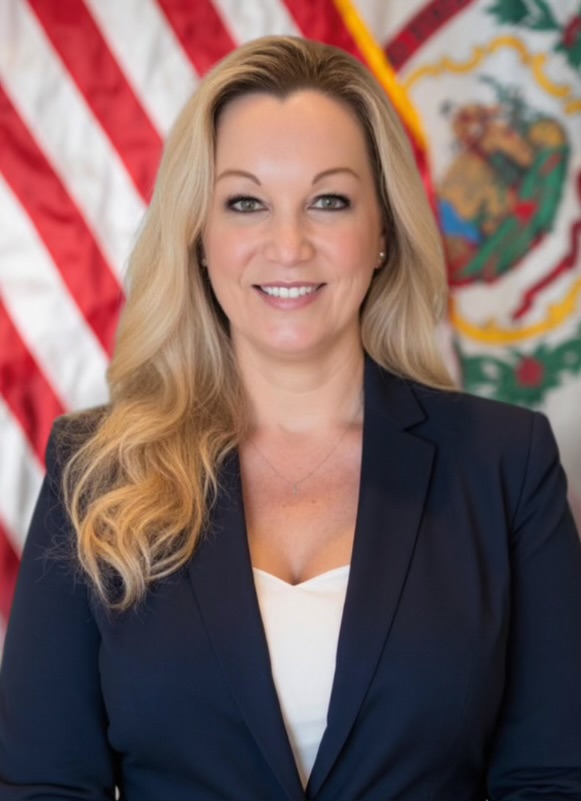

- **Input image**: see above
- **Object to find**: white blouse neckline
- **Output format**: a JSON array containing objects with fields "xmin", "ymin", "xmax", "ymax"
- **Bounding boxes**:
[{"xmin": 252, "ymin": 564, "xmax": 350, "ymax": 589}]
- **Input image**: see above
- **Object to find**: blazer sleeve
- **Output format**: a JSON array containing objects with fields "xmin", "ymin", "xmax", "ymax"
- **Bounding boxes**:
[
  {"xmin": 486, "ymin": 411, "xmax": 581, "ymax": 801},
  {"xmin": 0, "ymin": 422, "xmax": 117, "ymax": 800}
]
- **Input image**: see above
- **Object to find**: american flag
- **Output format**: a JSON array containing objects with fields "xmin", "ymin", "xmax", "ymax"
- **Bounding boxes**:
[{"xmin": 2, "ymin": 0, "xmax": 580, "ymax": 648}]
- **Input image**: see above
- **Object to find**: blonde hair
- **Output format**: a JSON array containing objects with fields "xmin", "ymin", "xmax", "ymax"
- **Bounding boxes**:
[{"xmin": 63, "ymin": 35, "xmax": 454, "ymax": 610}]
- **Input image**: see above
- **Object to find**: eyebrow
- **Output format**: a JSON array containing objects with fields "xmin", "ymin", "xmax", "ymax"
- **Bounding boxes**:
[
  {"xmin": 216, "ymin": 169, "xmax": 261, "ymax": 185},
  {"xmin": 313, "ymin": 167, "xmax": 360, "ymax": 183},
  {"xmin": 215, "ymin": 167, "xmax": 360, "ymax": 185}
]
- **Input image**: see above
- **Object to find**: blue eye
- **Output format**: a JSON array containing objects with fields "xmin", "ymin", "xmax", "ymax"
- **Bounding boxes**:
[
  {"xmin": 312, "ymin": 194, "xmax": 351, "ymax": 210},
  {"xmin": 226, "ymin": 196, "xmax": 263, "ymax": 213}
]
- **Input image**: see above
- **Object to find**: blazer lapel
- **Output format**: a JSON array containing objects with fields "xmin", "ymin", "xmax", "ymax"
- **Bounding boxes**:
[
  {"xmin": 187, "ymin": 455, "xmax": 305, "ymax": 801},
  {"xmin": 307, "ymin": 358, "xmax": 436, "ymax": 798}
]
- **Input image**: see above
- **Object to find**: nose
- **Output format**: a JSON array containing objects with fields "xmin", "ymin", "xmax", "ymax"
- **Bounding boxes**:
[{"xmin": 263, "ymin": 213, "xmax": 315, "ymax": 266}]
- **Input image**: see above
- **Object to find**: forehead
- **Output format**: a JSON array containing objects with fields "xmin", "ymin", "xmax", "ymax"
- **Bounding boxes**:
[{"xmin": 214, "ymin": 90, "xmax": 373, "ymax": 173}]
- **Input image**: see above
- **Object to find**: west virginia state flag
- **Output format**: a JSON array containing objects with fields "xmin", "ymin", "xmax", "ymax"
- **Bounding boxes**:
[{"xmin": 365, "ymin": 0, "xmax": 581, "ymax": 523}]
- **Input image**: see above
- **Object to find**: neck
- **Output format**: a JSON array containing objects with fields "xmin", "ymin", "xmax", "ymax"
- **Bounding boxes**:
[{"xmin": 234, "ymin": 342, "xmax": 365, "ymax": 436}]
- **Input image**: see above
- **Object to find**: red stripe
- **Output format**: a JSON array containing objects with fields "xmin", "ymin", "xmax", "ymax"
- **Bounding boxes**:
[
  {"xmin": 0, "ymin": 301, "xmax": 65, "ymax": 464},
  {"xmin": 0, "ymin": 522, "xmax": 20, "ymax": 624},
  {"xmin": 0, "ymin": 85, "xmax": 123, "ymax": 357},
  {"xmin": 282, "ymin": 0, "xmax": 364, "ymax": 61},
  {"xmin": 385, "ymin": 0, "xmax": 478, "ymax": 71},
  {"xmin": 27, "ymin": 0, "xmax": 163, "ymax": 202},
  {"xmin": 514, "ymin": 171, "xmax": 581, "ymax": 321},
  {"xmin": 157, "ymin": 0, "xmax": 235, "ymax": 76}
]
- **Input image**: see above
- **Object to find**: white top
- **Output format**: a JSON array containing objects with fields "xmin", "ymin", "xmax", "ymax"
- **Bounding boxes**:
[{"xmin": 252, "ymin": 565, "xmax": 350, "ymax": 788}]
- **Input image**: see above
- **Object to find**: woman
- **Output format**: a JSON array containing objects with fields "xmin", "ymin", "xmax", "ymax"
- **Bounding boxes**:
[{"xmin": 0, "ymin": 36, "xmax": 579, "ymax": 801}]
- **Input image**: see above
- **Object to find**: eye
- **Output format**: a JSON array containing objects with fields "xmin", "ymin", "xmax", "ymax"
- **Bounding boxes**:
[
  {"xmin": 226, "ymin": 195, "xmax": 264, "ymax": 213},
  {"xmin": 311, "ymin": 194, "xmax": 351, "ymax": 211}
]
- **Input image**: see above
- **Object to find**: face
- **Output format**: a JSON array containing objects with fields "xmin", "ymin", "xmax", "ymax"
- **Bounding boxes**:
[{"xmin": 202, "ymin": 90, "xmax": 385, "ymax": 363}]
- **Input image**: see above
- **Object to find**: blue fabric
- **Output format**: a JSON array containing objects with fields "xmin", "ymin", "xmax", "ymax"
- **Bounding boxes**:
[
  {"xmin": 439, "ymin": 198, "xmax": 482, "ymax": 243},
  {"xmin": 1, "ymin": 357, "xmax": 580, "ymax": 800}
]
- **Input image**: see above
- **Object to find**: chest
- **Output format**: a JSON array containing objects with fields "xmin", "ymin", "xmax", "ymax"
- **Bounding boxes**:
[{"xmin": 239, "ymin": 433, "xmax": 362, "ymax": 584}]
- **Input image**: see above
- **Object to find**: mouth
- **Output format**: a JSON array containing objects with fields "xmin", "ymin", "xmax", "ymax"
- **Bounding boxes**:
[{"xmin": 253, "ymin": 283, "xmax": 325, "ymax": 299}]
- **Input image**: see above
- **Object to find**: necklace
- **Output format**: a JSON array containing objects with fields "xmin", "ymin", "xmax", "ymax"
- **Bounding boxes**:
[{"xmin": 249, "ymin": 395, "xmax": 363, "ymax": 495}]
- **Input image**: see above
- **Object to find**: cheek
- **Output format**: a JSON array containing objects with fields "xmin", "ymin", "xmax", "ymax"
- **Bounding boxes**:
[
  {"xmin": 205, "ymin": 229, "xmax": 256, "ymax": 285},
  {"xmin": 204, "ymin": 233, "xmax": 258, "ymax": 322},
  {"xmin": 324, "ymin": 227, "xmax": 378, "ymax": 278}
]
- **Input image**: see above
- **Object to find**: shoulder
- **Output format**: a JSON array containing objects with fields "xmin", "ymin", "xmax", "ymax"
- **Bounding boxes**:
[
  {"xmin": 366, "ymin": 357, "xmax": 549, "ymax": 468},
  {"xmin": 49, "ymin": 405, "xmax": 109, "ymax": 450},
  {"xmin": 406, "ymin": 377, "xmax": 539, "ymax": 450},
  {"xmin": 45, "ymin": 405, "xmax": 110, "ymax": 486},
  {"xmin": 408, "ymin": 382, "xmax": 559, "ymax": 488}
]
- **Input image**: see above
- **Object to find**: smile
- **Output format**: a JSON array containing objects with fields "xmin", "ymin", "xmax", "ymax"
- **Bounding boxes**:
[{"xmin": 257, "ymin": 284, "xmax": 323, "ymax": 298}]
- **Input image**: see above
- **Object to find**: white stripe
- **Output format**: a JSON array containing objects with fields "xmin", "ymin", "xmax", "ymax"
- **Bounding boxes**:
[
  {"xmin": 84, "ymin": 0, "xmax": 198, "ymax": 136},
  {"xmin": 0, "ymin": 0, "xmax": 145, "ymax": 279},
  {"xmin": 214, "ymin": 0, "xmax": 301, "ymax": 42},
  {"xmin": 0, "ymin": 178, "xmax": 110, "ymax": 412},
  {"xmin": 0, "ymin": 400, "xmax": 44, "ymax": 556}
]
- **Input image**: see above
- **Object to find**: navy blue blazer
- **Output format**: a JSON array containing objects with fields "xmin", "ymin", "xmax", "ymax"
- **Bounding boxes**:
[{"xmin": 1, "ymin": 358, "xmax": 580, "ymax": 800}]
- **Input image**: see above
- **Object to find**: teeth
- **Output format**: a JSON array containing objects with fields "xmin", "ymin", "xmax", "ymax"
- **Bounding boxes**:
[{"xmin": 261, "ymin": 285, "xmax": 318, "ymax": 298}]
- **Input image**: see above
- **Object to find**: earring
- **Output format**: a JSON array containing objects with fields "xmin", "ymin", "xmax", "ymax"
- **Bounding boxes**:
[{"xmin": 377, "ymin": 250, "xmax": 386, "ymax": 267}]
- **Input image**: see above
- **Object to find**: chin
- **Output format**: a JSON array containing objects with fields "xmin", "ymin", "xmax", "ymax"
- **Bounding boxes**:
[{"xmin": 258, "ymin": 326, "xmax": 321, "ymax": 352}]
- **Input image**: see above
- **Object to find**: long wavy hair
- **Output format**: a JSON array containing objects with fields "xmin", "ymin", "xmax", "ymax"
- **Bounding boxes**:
[{"xmin": 62, "ymin": 35, "xmax": 455, "ymax": 610}]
